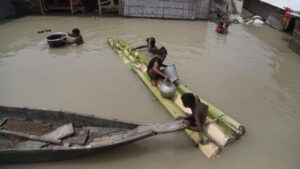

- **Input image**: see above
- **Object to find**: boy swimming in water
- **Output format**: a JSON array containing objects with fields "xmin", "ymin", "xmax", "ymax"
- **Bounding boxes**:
[
  {"xmin": 62, "ymin": 28, "xmax": 84, "ymax": 45},
  {"xmin": 147, "ymin": 47, "xmax": 170, "ymax": 86},
  {"xmin": 132, "ymin": 37, "xmax": 158, "ymax": 54}
]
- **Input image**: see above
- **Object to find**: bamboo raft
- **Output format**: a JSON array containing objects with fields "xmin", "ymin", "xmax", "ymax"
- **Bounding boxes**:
[{"xmin": 107, "ymin": 38, "xmax": 245, "ymax": 159}]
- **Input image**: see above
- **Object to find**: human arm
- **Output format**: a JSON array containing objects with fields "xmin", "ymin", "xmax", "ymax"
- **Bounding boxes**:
[
  {"xmin": 152, "ymin": 61, "xmax": 171, "ymax": 81},
  {"xmin": 62, "ymin": 36, "xmax": 83, "ymax": 45},
  {"xmin": 161, "ymin": 63, "xmax": 167, "ymax": 67},
  {"xmin": 132, "ymin": 45, "xmax": 148, "ymax": 51},
  {"xmin": 184, "ymin": 112, "xmax": 192, "ymax": 117},
  {"xmin": 68, "ymin": 33, "xmax": 76, "ymax": 37},
  {"xmin": 60, "ymin": 38, "xmax": 75, "ymax": 45},
  {"xmin": 186, "ymin": 112, "xmax": 202, "ymax": 132}
]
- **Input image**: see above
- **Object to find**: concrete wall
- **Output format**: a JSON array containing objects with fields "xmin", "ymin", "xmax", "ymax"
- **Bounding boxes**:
[{"xmin": 122, "ymin": 0, "xmax": 211, "ymax": 20}]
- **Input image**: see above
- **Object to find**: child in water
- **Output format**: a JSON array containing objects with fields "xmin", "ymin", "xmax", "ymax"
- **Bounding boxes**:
[
  {"xmin": 62, "ymin": 28, "xmax": 84, "ymax": 45},
  {"xmin": 216, "ymin": 21, "xmax": 229, "ymax": 34},
  {"xmin": 147, "ymin": 47, "xmax": 171, "ymax": 86},
  {"xmin": 131, "ymin": 37, "xmax": 158, "ymax": 54},
  {"xmin": 216, "ymin": 20, "xmax": 224, "ymax": 33},
  {"xmin": 222, "ymin": 22, "xmax": 230, "ymax": 34}
]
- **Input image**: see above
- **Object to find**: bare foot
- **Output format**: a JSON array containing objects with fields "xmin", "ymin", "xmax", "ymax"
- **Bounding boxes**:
[
  {"xmin": 176, "ymin": 116, "xmax": 185, "ymax": 120},
  {"xmin": 151, "ymin": 80, "xmax": 157, "ymax": 86}
]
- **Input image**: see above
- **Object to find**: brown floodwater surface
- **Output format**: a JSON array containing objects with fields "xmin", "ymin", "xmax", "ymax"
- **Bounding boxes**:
[{"xmin": 0, "ymin": 16, "xmax": 300, "ymax": 169}]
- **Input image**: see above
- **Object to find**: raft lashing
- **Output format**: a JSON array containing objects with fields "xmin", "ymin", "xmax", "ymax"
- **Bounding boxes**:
[{"xmin": 107, "ymin": 38, "xmax": 245, "ymax": 159}]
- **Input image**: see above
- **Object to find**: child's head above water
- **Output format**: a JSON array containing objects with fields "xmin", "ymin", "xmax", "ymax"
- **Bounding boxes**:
[
  {"xmin": 72, "ymin": 28, "xmax": 80, "ymax": 35},
  {"xmin": 146, "ymin": 37, "xmax": 156, "ymax": 47}
]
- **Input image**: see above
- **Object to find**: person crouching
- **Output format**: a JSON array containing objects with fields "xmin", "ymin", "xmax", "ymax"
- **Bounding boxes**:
[{"xmin": 147, "ymin": 47, "xmax": 171, "ymax": 86}]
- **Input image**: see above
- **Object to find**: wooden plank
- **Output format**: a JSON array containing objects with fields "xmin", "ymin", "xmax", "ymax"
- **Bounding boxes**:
[
  {"xmin": 64, "ymin": 128, "xmax": 89, "ymax": 145},
  {"xmin": 98, "ymin": 0, "xmax": 102, "ymax": 16},
  {"xmin": 0, "ymin": 118, "xmax": 7, "ymax": 127},
  {"xmin": 119, "ymin": 0, "xmax": 123, "ymax": 15},
  {"xmin": 0, "ymin": 129, "xmax": 61, "ymax": 145},
  {"xmin": 16, "ymin": 123, "xmax": 74, "ymax": 149},
  {"xmin": 147, "ymin": 120, "xmax": 186, "ymax": 134},
  {"xmin": 70, "ymin": 0, "xmax": 74, "ymax": 15},
  {"xmin": 39, "ymin": 0, "xmax": 44, "ymax": 15}
]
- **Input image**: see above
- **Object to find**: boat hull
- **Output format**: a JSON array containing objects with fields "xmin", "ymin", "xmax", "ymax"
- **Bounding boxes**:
[{"xmin": 0, "ymin": 106, "xmax": 185, "ymax": 163}]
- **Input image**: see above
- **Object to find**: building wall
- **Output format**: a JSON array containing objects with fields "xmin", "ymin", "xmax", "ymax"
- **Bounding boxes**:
[{"xmin": 122, "ymin": 0, "xmax": 211, "ymax": 20}]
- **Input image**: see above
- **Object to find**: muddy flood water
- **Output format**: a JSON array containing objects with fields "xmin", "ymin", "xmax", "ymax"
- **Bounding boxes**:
[{"xmin": 0, "ymin": 16, "xmax": 299, "ymax": 169}]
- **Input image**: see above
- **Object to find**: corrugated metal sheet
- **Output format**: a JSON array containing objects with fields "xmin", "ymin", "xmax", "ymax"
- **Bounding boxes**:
[
  {"xmin": 243, "ymin": 0, "xmax": 284, "ymax": 20},
  {"xmin": 261, "ymin": 0, "xmax": 300, "ymax": 12}
]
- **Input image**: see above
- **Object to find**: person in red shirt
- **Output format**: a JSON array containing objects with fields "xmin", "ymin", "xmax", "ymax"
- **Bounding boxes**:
[{"xmin": 216, "ymin": 20, "xmax": 224, "ymax": 33}]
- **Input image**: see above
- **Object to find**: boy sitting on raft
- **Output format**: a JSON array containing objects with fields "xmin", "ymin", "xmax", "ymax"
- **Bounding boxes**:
[
  {"xmin": 61, "ymin": 28, "xmax": 84, "ymax": 45},
  {"xmin": 147, "ymin": 47, "xmax": 171, "ymax": 86},
  {"xmin": 132, "ymin": 37, "xmax": 158, "ymax": 54},
  {"xmin": 176, "ymin": 93, "xmax": 208, "ymax": 132}
]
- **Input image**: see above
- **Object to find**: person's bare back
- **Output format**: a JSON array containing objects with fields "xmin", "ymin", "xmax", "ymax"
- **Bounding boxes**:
[{"xmin": 177, "ymin": 93, "xmax": 208, "ymax": 132}]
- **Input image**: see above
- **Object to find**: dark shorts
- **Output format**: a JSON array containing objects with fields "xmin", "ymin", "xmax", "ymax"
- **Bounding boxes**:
[
  {"xmin": 185, "ymin": 116, "xmax": 196, "ymax": 127},
  {"xmin": 147, "ymin": 69, "xmax": 164, "ymax": 80},
  {"xmin": 147, "ymin": 69, "xmax": 151, "ymax": 77}
]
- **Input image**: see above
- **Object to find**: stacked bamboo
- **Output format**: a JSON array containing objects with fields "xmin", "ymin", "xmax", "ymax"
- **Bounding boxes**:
[{"xmin": 107, "ymin": 38, "xmax": 245, "ymax": 159}]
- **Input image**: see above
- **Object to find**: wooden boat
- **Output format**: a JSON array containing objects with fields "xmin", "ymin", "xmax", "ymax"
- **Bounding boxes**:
[
  {"xmin": 107, "ymin": 38, "xmax": 246, "ymax": 159},
  {"xmin": 0, "ymin": 106, "xmax": 186, "ymax": 163}
]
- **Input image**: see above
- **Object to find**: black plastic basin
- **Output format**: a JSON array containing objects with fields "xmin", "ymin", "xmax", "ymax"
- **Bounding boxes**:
[{"xmin": 46, "ymin": 32, "xmax": 68, "ymax": 47}]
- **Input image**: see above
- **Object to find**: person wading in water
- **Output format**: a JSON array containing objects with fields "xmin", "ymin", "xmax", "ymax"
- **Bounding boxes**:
[
  {"xmin": 131, "ymin": 37, "xmax": 158, "ymax": 54},
  {"xmin": 61, "ymin": 28, "xmax": 84, "ymax": 45}
]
